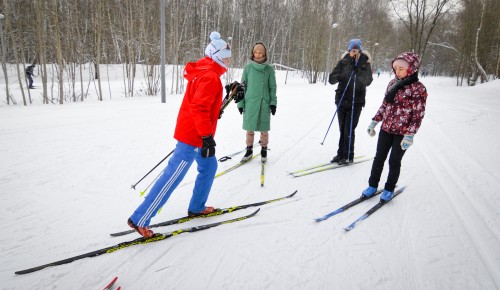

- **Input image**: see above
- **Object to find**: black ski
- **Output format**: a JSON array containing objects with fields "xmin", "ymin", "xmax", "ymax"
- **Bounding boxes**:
[
  {"xmin": 344, "ymin": 186, "xmax": 406, "ymax": 231},
  {"xmin": 15, "ymin": 209, "xmax": 260, "ymax": 275},
  {"xmin": 110, "ymin": 190, "xmax": 297, "ymax": 237},
  {"xmin": 314, "ymin": 189, "xmax": 383, "ymax": 222}
]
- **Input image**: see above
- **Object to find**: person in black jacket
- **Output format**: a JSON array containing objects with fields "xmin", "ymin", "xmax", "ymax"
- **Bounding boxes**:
[
  {"xmin": 328, "ymin": 39, "xmax": 373, "ymax": 164},
  {"xmin": 26, "ymin": 64, "xmax": 35, "ymax": 89}
]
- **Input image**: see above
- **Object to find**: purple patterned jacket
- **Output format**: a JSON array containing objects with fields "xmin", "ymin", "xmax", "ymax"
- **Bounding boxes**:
[{"xmin": 373, "ymin": 52, "xmax": 427, "ymax": 136}]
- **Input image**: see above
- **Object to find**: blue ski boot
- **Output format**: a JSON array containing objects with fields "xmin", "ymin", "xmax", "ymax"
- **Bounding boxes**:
[
  {"xmin": 361, "ymin": 186, "xmax": 377, "ymax": 198},
  {"xmin": 380, "ymin": 189, "xmax": 394, "ymax": 202}
]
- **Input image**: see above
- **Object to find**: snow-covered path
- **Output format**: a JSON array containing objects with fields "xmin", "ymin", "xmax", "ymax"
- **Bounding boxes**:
[{"xmin": 1, "ymin": 70, "xmax": 499, "ymax": 289}]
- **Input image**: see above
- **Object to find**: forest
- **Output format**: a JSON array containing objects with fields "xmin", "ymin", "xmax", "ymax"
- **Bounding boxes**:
[{"xmin": 0, "ymin": 0, "xmax": 498, "ymax": 105}]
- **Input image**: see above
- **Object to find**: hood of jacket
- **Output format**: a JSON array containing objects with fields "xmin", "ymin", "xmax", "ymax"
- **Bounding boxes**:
[
  {"xmin": 340, "ymin": 50, "xmax": 372, "ymax": 64},
  {"xmin": 391, "ymin": 52, "xmax": 420, "ymax": 77},
  {"xmin": 184, "ymin": 57, "xmax": 226, "ymax": 82}
]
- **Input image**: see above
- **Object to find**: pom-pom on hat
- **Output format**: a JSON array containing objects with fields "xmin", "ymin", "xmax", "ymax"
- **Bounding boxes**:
[
  {"xmin": 347, "ymin": 39, "xmax": 362, "ymax": 51},
  {"xmin": 205, "ymin": 31, "xmax": 231, "ymax": 68}
]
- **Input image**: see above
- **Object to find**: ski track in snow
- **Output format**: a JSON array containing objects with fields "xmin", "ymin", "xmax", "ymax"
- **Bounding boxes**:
[{"xmin": 418, "ymin": 120, "xmax": 500, "ymax": 288}]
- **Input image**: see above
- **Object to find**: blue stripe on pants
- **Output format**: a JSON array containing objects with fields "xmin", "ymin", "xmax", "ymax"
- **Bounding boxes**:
[{"xmin": 130, "ymin": 141, "xmax": 217, "ymax": 227}]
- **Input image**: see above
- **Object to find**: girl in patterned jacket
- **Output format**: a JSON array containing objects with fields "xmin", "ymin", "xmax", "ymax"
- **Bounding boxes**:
[{"xmin": 361, "ymin": 52, "xmax": 428, "ymax": 202}]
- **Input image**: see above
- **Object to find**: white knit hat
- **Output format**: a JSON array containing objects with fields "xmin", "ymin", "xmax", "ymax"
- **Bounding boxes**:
[{"xmin": 205, "ymin": 31, "xmax": 231, "ymax": 68}]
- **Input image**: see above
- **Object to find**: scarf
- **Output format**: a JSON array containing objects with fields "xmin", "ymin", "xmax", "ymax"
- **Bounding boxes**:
[{"xmin": 384, "ymin": 73, "xmax": 419, "ymax": 103}]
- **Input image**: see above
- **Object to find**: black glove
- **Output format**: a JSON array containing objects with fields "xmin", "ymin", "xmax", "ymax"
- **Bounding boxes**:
[
  {"xmin": 270, "ymin": 105, "xmax": 276, "ymax": 115},
  {"xmin": 238, "ymin": 108, "xmax": 244, "ymax": 115},
  {"xmin": 353, "ymin": 65, "xmax": 360, "ymax": 74},
  {"xmin": 234, "ymin": 82, "xmax": 246, "ymax": 103},
  {"xmin": 201, "ymin": 135, "xmax": 216, "ymax": 158},
  {"xmin": 225, "ymin": 84, "xmax": 232, "ymax": 95}
]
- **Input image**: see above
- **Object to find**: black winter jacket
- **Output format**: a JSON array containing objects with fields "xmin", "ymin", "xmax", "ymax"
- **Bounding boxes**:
[{"xmin": 329, "ymin": 51, "xmax": 373, "ymax": 107}]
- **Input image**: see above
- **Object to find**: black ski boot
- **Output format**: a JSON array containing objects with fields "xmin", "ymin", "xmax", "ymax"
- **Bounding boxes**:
[
  {"xmin": 241, "ymin": 146, "xmax": 253, "ymax": 162},
  {"xmin": 261, "ymin": 147, "xmax": 268, "ymax": 163},
  {"xmin": 330, "ymin": 155, "xmax": 343, "ymax": 163}
]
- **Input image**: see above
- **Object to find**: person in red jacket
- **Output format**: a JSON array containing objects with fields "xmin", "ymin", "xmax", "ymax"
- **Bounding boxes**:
[
  {"xmin": 128, "ymin": 32, "xmax": 231, "ymax": 238},
  {"xmin": 361, "ymin": 52, "xmax": 428, "ymax": 202}
]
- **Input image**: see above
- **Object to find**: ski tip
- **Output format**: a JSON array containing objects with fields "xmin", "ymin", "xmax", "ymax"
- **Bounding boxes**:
[
  {"xmin": 314, "ymin": 218, "xmax": 324, "ymax": 222},
  {"xmin": 289, "ymin": 190, "xmax": 298, "ymax": 197},
  {"xmin": 250, "ymin": 208, "xmax": 261, "ymax": 216},
  {"xmin": 103, "ymin": 276, "xmax": 118, "ymax": 290}
]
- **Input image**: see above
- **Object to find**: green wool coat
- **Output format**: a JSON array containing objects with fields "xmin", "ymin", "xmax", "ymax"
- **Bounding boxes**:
[{"xmin": 237, "ymin": 61, "xmax": 277, "ymax": 131}]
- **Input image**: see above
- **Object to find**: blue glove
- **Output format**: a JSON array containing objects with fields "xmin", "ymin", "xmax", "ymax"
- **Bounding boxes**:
[
  {"xmin": 367, "ymin": 121, "xmax": 379, "ymax": 137},
  {"xmin": 401, "ymin": 135, "xmax": 414, "ymax": 150}
]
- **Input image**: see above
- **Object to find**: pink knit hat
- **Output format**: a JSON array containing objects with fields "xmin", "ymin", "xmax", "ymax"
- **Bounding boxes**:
[{"xmin": 392, "ymin": 59, "xmax": 409, "ymax": 69}]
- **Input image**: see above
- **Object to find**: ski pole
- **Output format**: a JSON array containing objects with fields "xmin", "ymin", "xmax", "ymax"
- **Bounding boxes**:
[
  {"xmin": 347, "ymin": 74, "xmax": 357, "ymax": 162},
  {"xmin": 139, "ymin": 169, "xmax": 164, "ymax": 196},
  {"xmin": 346, "ymin": 59, "xmax": 360, "ymax": 160},
  {"xmin": 321, "ymin": 70, "xmax": 354, "ymax": 145},
  {"xmin": 218, "ymin": 142, "xmax": 259, "ymax": 162},
  {"xmin": 219, "ymin": 81, "xmax": 242, "ymax": 118},
  {"xmin": 130, "ymin": 149, "xmax": 174, "ymax": 190}
]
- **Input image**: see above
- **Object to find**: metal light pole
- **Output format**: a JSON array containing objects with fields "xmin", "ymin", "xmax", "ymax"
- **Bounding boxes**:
[
  {"xmin": 324, "ymin": 22, "xmax": 338, "ymax": 85},
  {"xmin": 160, "ymin": 0, "xmax": 166, "ymax": 103},
  {"xmin": 0, "ymin": 13, "xmax": 9, "ymax": 104},
  {"xmin": 373, "ymin": 42, "xmax": 379, "ymax": 70}
]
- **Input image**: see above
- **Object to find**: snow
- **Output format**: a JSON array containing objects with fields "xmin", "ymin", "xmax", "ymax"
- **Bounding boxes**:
[{"xmin": 1, "ymin": 66, "xmax": 500, "ymax": 289}]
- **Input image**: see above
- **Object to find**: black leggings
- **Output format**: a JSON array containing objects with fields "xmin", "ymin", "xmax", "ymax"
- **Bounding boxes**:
[
  {"xmin": 336, "ymin": 105, "xmax": 362, "ymax": 159},
  {"xmin": 368, "ymin": 130, "xmax": 406, "ymax": 192}
]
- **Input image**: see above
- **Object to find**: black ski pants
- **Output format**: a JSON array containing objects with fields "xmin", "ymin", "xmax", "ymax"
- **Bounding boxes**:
[
  {"xmin": 336, "ymin": 105, "xmax": 363, "ymax": 159},
  {"xmin": 368, "ymin": 129, "xmax": 406, "ymax": 192}
]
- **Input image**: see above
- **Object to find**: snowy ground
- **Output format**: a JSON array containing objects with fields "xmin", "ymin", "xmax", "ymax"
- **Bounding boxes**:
[{"xmin": 1, "ymin": 65, "xmax": 499, "ymax": 289}]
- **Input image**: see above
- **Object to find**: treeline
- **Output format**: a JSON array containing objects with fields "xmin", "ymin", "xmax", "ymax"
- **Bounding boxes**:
[{"xmin": 0, "ymin": 0, "xmax": 498, "ymax": 105}]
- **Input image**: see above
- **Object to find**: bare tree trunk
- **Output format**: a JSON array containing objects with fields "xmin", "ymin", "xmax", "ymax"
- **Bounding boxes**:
[
  {"xmin": 51, "ymin": 0, "xmax": 64, "ymax": 104},
  {"xmin": 5, "ymin": 1, "xmax": 27, "ymax": 106},
  {"xmin": 0, "ymin": 11, "xmax": 10, "ymax": 105},
  {"xmin": 95, "ymin": 0, "xmax": 103, "ymax": 101},
  {"xmin": 473, "ymin": 0, "xmax": 489, "ymax": 83},
  {"xmin": 35, "ymin": 0, "xmax": 48, "ymax": 104}
]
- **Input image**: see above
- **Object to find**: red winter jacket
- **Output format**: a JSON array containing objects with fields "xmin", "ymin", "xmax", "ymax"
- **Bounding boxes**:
[
  {"xmin": 373, "ymin": 52, "xmax": 427, "ymax": 136},
  {"xmin": 174, "ymin": 57, "xmax": 226, "ymax": 147}
]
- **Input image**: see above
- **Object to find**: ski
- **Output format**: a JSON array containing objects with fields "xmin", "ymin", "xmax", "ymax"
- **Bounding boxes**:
[
  {"xmin": 344, "ymin": 186, "xmax": 406, "ymax": 231},
  {"xmin": 288, "ymin": 155, "xmax": 367, "ymax": 175},
  {"xmin": 110, "ymin": 190, "xmax": 298, "ymax": 237},
  {"xmin": 218, "ymin": 81, "xmax": 240, "ymax": 118},
  {"xmin": 214, "ymin": 154, "xmax": 261, "ymax": 178},
  {"xmin": 260, "ymin": 162, "xmax": 265, "ymax": 187},
  {"xmin": 218, "ymin": 142, "xmax": 258, "ymax": 162},
  {"xmin": 103, "ymin": 276, "xmax": 118, "ymax": 290},
  {"xmin": 15, "ymin": 209, "xmax": 260, "ymax": 275},
  {"xmin": 290, "ymin": 157, "xmax": 372, "ymax": 177},
  {"xmin": 314, "ymin": 189, "xmax": 383, "ymax": 222}
]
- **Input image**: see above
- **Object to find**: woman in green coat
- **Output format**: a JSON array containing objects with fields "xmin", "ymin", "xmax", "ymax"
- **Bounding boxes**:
[{"xmin": 238, "ymin": 42, "xmax": 277, "ymax": 163}]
